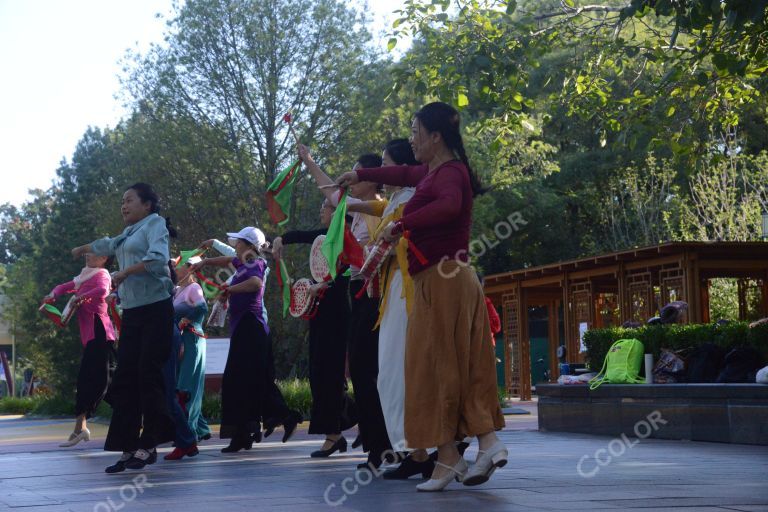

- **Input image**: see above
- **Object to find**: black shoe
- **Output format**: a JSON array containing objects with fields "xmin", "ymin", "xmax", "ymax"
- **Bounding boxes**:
[
  {"xmin": 351, "ymin": 435, "xmax": 362, "ymax": 449},
  {"xmin": 199, "ymin": 433, "xmax": 212, "ymax": 441},
  {"xmin": 125, "ymin": 449, "xmax": 156, "ymax": 470},
  {"xmin": 357, "ymin": 452, "xmax": 382, "ymax": 471},
  {"xmin": 457, "ymin": 441, "xmax": 470, "ymax": 456},
  {"xmin": 262, "ymin": 418, "xmax": 277, "ymax": 439},
  {"xmin": 105, "ymin": 452, "xmax": 133, "ymax": 474},
  {"xmin": 252, "ymin": 431, "xmax": 262, "ymax": 444},
  {"xmin": 281, "ymin": 411, "xmax": 302, "ymax": 443},
  {"xmin": 311, "ymin": 437, "xmax": 347, "ymax": 458},
  {"xmin": 383, "ymin": 454, "xmax": 435, "ymax": 480},
  {"xmin": 221, "ymin": 436, "xmax": 253, "ymax": 453}
]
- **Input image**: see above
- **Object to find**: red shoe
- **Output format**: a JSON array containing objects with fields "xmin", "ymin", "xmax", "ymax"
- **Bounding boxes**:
[{"xmin": 164, "ymin": 444, "xmax": 199, "ymax": 460}]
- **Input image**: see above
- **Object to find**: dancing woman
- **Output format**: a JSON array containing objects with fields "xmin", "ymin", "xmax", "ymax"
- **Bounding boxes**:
[
  {"xmin": 193, "ymin": 227, "xmax": 298, "ymax": 452},
  {"xmin": 271, "ymin": 199, "xmax": 353, "ymax": 458},
  {"xmin": 172, "ymin": 256, "xmax": 211, "ymax": 443},
  {"xmin": 46, "ymin": 253, "xmax": 116, "ymax": 448},
  {"xmin": 337, "ymin": 102, "xmax": 507, "ymax": 491},
  {"xmin": 72, "ymin": 182, "xmax": 176, "ymax": 473},
  {"xmin": 299, "ymin": 147, "xmax": 393, "ymax": 470}
]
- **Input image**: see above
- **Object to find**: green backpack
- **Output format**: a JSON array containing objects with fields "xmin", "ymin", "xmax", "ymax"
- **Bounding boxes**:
[{"xmin": 589, "ymin": 338, "xmax": 646, "ymax": 390}]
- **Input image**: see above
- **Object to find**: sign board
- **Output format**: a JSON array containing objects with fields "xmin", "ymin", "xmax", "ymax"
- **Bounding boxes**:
[{"xmin": 205, "ymin": 337, "xmax": 230, "ymax": 375}]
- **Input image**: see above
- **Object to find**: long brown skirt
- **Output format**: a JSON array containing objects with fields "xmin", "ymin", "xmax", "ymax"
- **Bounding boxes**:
[{"xmin": 404, "ymin": 261, "xmax": 505, "ymax": 449}]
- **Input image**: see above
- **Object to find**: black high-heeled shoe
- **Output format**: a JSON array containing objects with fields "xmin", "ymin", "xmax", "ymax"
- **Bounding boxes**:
[
  {"xmin": 221, "ymin": 436, "xmax": 253, "ymax": 453},
  {"xmin": 383, "ymin": 454, "xmax": 435, "ymax": 480},
  {"xmin": 282, "ymin": 411, "xmax": 302, "ymax": 443},
  {"xmin": 351, "ymin": 435, "xmax": 362, "ymax": 449},
  {"xmin": 310, "ymin": 436, "xmax": 348, "ymax": 458}
]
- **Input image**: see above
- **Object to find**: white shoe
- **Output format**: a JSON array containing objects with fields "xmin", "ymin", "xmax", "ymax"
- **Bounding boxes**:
[
  {"xmin": 415, "ymin": 458, "xmax": 468, "ymax": 492},
  {"xmin": 59, "ymin": 428, "xmax": 90, "ymax": 447},
  {"xmin": 463, "ymin": 440, "xmax": 507, "ymax": 486}
]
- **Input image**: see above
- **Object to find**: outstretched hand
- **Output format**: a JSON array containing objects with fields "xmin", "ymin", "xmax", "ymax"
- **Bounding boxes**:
[
  {"xmin": 297, "ymin": 144, "xmax": 313, "ymax": 164},
  {"xmin": 336, "ymin": 171, "xmax": 359, "ymax": 188}
]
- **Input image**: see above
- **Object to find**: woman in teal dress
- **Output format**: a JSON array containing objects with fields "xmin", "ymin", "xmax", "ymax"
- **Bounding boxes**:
[{"xmin": 173, "ymin": 255, "xmax": 211, "ymax": 442}]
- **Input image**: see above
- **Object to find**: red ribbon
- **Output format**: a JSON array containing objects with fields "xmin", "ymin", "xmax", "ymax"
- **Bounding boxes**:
[
  {"xmin": 195, "ymin": 272, "xmax": 227, "ymax": 291},
  {"xmin": 404, "ymin": 231, "xmax": 428, "ymax": 265}
]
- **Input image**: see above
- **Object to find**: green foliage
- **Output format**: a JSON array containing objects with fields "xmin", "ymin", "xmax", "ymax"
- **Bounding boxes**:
[
  {"xmin": 0, "ymin": 395, "xmax": 111, "ymax": 417},
  {"xmin": 0, "ymin": 396, "xmax": 38, "ymax": 415},
  {"xmin": 584, "ymin": 322, "xmax": 768, "ymax": 370}
]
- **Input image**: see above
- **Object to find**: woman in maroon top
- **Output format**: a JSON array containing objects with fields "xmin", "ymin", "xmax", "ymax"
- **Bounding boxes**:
[{"xmin": 337, "ymin": 102, "xmax": 506, "ymax": 492}]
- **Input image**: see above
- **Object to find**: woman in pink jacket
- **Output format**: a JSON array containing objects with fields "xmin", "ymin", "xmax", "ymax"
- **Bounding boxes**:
[{"xmin": 45, "ymin": 253, "xmax": 116, "ymax": 447}]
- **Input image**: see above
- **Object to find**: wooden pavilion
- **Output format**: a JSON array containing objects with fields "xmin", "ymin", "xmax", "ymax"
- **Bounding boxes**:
[{"xmin": 483, "ymin": 242, "xmax": 768, "ymax": 400}]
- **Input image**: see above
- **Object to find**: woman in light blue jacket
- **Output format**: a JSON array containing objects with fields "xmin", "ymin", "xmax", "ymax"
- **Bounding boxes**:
[{"xmin": 72, "ymin": 183, "xmax": 176, "ymax": 474}]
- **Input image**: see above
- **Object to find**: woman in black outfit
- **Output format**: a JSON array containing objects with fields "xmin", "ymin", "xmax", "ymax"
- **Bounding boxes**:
[{"xmin": 271, "ymin": 200, "xmax": 354, "ymax": 457}]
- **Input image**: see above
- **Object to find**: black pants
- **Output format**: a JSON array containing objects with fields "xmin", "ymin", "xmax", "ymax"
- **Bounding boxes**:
[
  {"xmin": 348, "ymin": 280, "xmax": 391, "ymax": 457},
  {"xmin": 221, "ymin": 313, "xmax": 290, "ymax": 439},
  {"xmin": 308, "ymin": 277, "xmax": 351, "ymax": 435},
  {"xmin": 75, "ymin": 317, "xmax": 116, "ymax": 418},
  {"xmin": 104, "ymin": 298, "xmax": 175, "ymax": 452}
]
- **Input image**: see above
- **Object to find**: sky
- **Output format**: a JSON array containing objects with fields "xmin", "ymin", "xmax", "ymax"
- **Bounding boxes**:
[{"xmin": 0, "ymin": 0, "xmax": 403, "ymax": 207}]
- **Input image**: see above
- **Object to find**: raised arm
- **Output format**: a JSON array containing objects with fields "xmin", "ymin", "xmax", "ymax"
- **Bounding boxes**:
[{"xmin": 298, "ymin": 144, "xmax": 338, "ymax": 202}]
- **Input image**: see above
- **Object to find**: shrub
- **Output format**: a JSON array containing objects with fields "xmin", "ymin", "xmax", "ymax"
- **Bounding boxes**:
[
  {"xmin": 0, "ymin": 396, "xmax": 39, "ymax": 415},
  {"xmin": 584, "ymin": 321, "xmax": 768, "ymax": 370}
]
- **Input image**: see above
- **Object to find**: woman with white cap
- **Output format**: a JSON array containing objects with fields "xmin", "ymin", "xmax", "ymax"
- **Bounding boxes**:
[{"xmin": 192, "ymin": 227, "xmax": 299, "ymax": 452}]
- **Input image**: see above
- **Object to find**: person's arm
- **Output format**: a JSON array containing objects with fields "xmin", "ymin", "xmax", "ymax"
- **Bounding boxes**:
[
  {"xmin": 50, "ymin": 280, "xmax": 76, "ymax": 299},
  {"xmin": 346, "ymin": 200, "xmax": 387, "ymax": 217},
  {"xmin": 77, "ymin": 273, "xmax": 111, "ymax": 301},
  {"xmin": 298, "ymin": 144, "xmax": 340, "ymax": 202},
  {"xmin": 338, "ymin": 165, "xmax": 427, "ymax": 189},
  {"xmin": 226, "ymin": 276, "xmax": 262, "ymax": 294},
  {"xmin": 190, "ymin": 256, "xmax": 234, "ymax": 271},
  {"xmin": 140, "ymin": 215, "xmax": 171, "ymax": 280},
  {"xmin": 198, "ymin": 238, "xmax": 237, "ymax": 257},
  {"xmin": 398, "ymin": 165, "xmax": 464, "ymax": 231},
  {"xmin": 272, "ymin": 229, "xmax": 327, "ymax": 260},
  {"xmin": 281, "ymin": 229, "xmax": 327, "ymax": 245},
  {"xmin": 112, "ymin": 261, "xmax": 151, "ymax": 286}
]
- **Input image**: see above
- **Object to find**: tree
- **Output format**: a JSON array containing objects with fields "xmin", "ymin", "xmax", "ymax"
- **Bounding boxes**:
[
  {"xmin": 122, "ymin": 0, "xmax": 378, "ymax": 190},
  {"xmin": 391, "ymin": 0, "xmax": 767, "ymax": 156}
]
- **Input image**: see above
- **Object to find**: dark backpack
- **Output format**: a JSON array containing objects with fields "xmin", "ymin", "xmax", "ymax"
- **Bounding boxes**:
[
  {"xmin": 716, "ymin": 346, "xmax": 766, "ymax": 383},
  {"xmin": 685, "ymin": 343, "xmax": 726, "ymax": 383}
]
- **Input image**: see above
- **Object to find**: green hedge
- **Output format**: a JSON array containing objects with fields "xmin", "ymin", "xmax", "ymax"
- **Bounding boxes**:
[
  {"xmin": 5, "ymin": 377, "xmax": 507, "ymax": 421},
  {"xmin": 0, "ymin": 395, "xmax": 111, "ymax": 417},
  {"xmin": 583, "ymin": 322, "xmax": 768, "ymax": 370}
]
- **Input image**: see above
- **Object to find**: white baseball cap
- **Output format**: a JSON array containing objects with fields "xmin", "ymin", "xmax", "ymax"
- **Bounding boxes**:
[{"xmin": 226, "ymin": 226, "xmax": 266, "ymax": 248}]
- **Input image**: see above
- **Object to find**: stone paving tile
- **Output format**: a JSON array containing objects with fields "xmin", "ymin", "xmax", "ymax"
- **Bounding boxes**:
[{"xmin": 1, "ymin": 414, "xmax": 767, "ymax": 512}]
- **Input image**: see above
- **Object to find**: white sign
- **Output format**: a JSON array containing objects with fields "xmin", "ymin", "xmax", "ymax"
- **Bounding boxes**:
[
  {"xmin": 205, "ymin": 338, "xmax": 230, "ymax": 375},
  {"xmin": 579, "ymin": 322, "xmax": 589, "ymax": 353}
]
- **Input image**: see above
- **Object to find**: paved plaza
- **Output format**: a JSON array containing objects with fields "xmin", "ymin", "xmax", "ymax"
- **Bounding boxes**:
[{"xmin": 1, "ymin": 406, "xmax": 766, "ymax": 512}]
